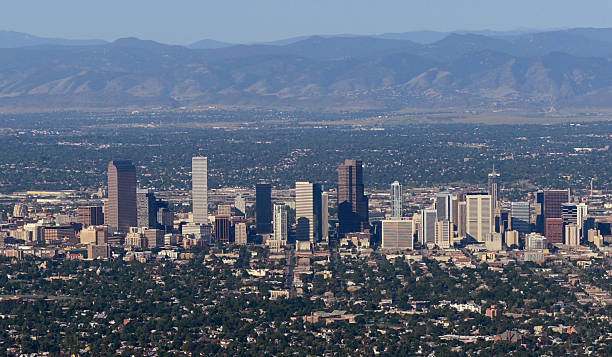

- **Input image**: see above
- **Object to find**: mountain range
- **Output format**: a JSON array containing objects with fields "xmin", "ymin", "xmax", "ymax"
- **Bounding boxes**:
[{"xmin": 3, "ymin": 28, "xmax": 612, "ymax": 111}]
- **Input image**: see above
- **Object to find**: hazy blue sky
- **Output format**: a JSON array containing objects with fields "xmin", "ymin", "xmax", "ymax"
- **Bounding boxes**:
[{"xmin": 1, "ymin": 0, "xmax": 611, "ymax": 44}]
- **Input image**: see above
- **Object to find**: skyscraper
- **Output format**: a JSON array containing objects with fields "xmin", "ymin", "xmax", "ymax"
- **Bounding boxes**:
[
  {"xmin": 435, "ymin": 192, "xmax": 452, "ymax": 222},
  {"xmin": 543, "ymin": 189, "xmax": 569, "ymax": 239},
  {"xmin": 510, "ymin": 201, "xmax": 531, "ymax": 235},
  {"xmin": 295, "ymin": 182, "xmax": 322, "ymax": 244},
  {"xmin": 136, "ymin": 189, "xmax": 157, "ymax": 228},
  {"xmin": 338, "ymin": 159, "xmax": 368, "ymax": 235},
  {"xmin": 421, "ymin": 209, "xmax": 437, "ymax": 245},
  {"xmin": 543, "ymin": 189, "xmax": 570, "ymax": 220},
  {"xmin": 457, "ymin": 201, "xmax": 467, "ymax": 238},
  {"xmin": 435, "ymin": 220, "xmax": 452, "ymax": 249},
  {"xmin": 466, "ymin": 193, "xmax": 492, "ymax": 242},
  {"xmin": 545, "ymin": 218, "xmax": 564, "ymax": 244},
  {"xmin": 391, "ymin": 181, "xmax": 402, "ymax": 218},
  {"xmin": 107, "ymin": 160, "xmax": 137, "ymax": 233},
  {"xmin": 256, "ymin": 183, "xmax": 272, "ymax": 234},
  {"xmin": 273, "ymin": 203, "xmax": 288, "ymax": 244},
  {"xmin": 576, "ymin": 203, "xmax": 588, "ymax": 230},
  {"xmin": 561, "ymin": 203, "xmax": 578, "ymax": 226},
  {"xmin": 535, "ymin": 190, "xmax": 545, "ymax": 234},
  {"xmin": 321, "ymin": 192, "xmax": 329, "ymax": 242},
  {"xmin": 488, "ymin": 167, "xmax": 501, "ymax": 210},
  {"xmin": 192, "ymin": 157, "xmax": 208, "ymax": 224}
]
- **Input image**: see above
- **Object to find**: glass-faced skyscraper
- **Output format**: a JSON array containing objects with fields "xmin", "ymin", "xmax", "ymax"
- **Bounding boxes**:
[
  {"xmin": 295, "ymin": 182, "xmax": 322, "ymax": 244},
  {"xmin": 435, "ymin": 192, "xmax": 452, "ymax": 222},
  {"xmin": 391, "ymin": 181, "xmax": 402, "ymax": 218},
  {"xmin": 256, "ymin": 183, "xmax": 273, "ymax": 234},
  {"xmin": 192, "ymin": 157, "xmax": 208, "ymax": 224},
  {"xmin": 338, "ymin": 159, "xmax": 368, "ymax": 235},
  {"xmin": 107, "ymin": 160, "xmax": 137, "ymax": 233}
]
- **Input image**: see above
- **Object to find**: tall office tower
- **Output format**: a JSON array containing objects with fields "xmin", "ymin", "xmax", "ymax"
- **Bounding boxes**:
[
  {"xmin": 107, "ymin": 160, "xmax": 137, "ymax": 233},
  {"xmin": 576, "ymin": 203, "xmax": 588, "ymax": 231},
  {"xmin": 545, "ymin": 218, "xmax": 564, "ymax": 244},
  {"xmin": 337, "ymin": 159, "xmax": 368, "ymax": 235},
  {"xmin": 273, "ymin": 203, "xmax": 288, "ymax": 243},
  {"xmin": 535, "ymin": 190, "xmax": 545, "ymax": 234},
  {"xmin": 295, "ymin": 182, "xmax": 322, "ymax": 244},
  {"xmin": 451, "ymin": 196, "xmax": 459, "ymax": 227},
  {"xmin": 381, "ymin": 219, "xmax": 413, "ymax": 250},
  {"xmin": 457, "ymin": 201, "xmax": 467, "ymax": 238},
  {"xmin": 412, "ymin": 213, "xmax": 422, "ymax": 242},
  {"xmin": 561, "ymin": 203, "xmax": 578, "ymax": 226},
  {"xmin": 488, "ymin": 167, "xmax": 501, "ymax": 210},
  {"xmin": 391, "ymin": 181, "xmax": 402, "ymax": 218},
  {"xmin": 136, "ymin": 189, "xmax": 157, "ymax": 228},
  {"xmin": 420, "ymin": 209, "xmax": 437, "ymax": 245},
  {"xmin": 214, "ymin": 216, "xmax": 231, "ymax": 243},
  {"xmin": 235, "ymin": 222, "xmax": 247, "ymax": 245},
  {"xmin": 510, "ymin": 202, "xmax": 531, "ymax": 235},
  {"xmin": 466, "ymin": 194, "xmax": 492, "ymax": 242},
  {"xmin": 234, "ymin": 195, "xmax": 246, "ymax": 216},
  {"xmin": 77, "ymin": 206, "xmax": 104, "ymax": 227},
  {"xmin": 255, "ymin": 183, "xmax": 272, "ymax": 234},
  {"xmin": 435, "ymin": 192, "xmax": 452, "ymax": 222},
  {"xmin": 321, "ymin": 192, "xmax": 329, "ymax": 242},
  {"xmin": 435, "ymin": 220, "xmax": 452, "ymax": 249},
  {"xmin": 542, "ymin": 189, "xmax": 569, "ymax": 239},
  {"xmin": 192, "ymin": 157, "xmax": 208, "ymax": 224},
  {"xmin": 543, "ymin": 189, "xmax": 570, "ymax": 219}
]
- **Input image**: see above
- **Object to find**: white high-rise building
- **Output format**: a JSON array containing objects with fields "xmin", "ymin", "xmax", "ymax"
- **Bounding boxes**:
[
  {"xmin": 273, "ymin": 203, "xmax": 288, "ymax": 244},
  {"xmin": 382, "ymin": 219, "xmax": 413, "ymax": 250},
  {"xmin": 391, "ymin": 181, "xmax": 402, "ymax": 218},
  {"xmin": 466, "ymin": 194, "xmax": 492, "ymax": 242},
  {"xmin": 435, "ymin": 220, "xmax": 452, "ymax": 249},
  {"xmin": 321, "ymin": 192, "xmax": 329, "ymax": 242},
  {"xmin": 421, "ymin": 209, "xmax": 437, "ymax": 245},
  {"xmin": 295, "ymin": 182, "xmax": 322, "ymax": 244},
  {"xmin": 192, "ymin": 157, "xmax": 208, "ymax": 224},
  {"xmin": 576, "ymin": 203, "xmax": 588, "ymax": 230}
]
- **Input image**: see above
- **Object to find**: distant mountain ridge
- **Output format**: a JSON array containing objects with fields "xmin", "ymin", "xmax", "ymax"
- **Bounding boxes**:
[
  {"xmin": 3, "ymin": 28, "xmax": 612, "ymax": 111},
  {"xmin": 0, "ymin": 30, "xmax": 107, "ymax": 48}
]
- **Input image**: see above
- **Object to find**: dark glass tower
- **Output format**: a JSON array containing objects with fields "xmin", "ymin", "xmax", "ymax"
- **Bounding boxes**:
[
  {"xmin": 337, "ymin": 159, "xmax": 368, "ymax": 235},
  {"xmin": 255, "ymin": 183, "xmax": 272, "ymax": 234}
]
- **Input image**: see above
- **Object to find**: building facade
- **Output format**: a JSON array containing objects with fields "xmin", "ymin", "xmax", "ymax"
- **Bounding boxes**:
[
  {"xmin": 256, "ymin": 183, "xmax": 272, "ymax": 234},
  {"xmin": 192, "ymin": 156, "xmax": 208, "ymax": 225},
  {"xmin": 337, "ymin": 159, "xmax": 368, "ymax": 235},
  {"xmin": 107, "ymin": 160, "xmax": 137, "ymax": 233},
  {"xmin": 295, "ymin": 182, "xmax": 322, "ymax": 244}
]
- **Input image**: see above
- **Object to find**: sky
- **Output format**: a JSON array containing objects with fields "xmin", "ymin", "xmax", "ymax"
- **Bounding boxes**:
[{"xmin": 1, "ymin": 0, "xmax": 612, "ymax": 44}]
